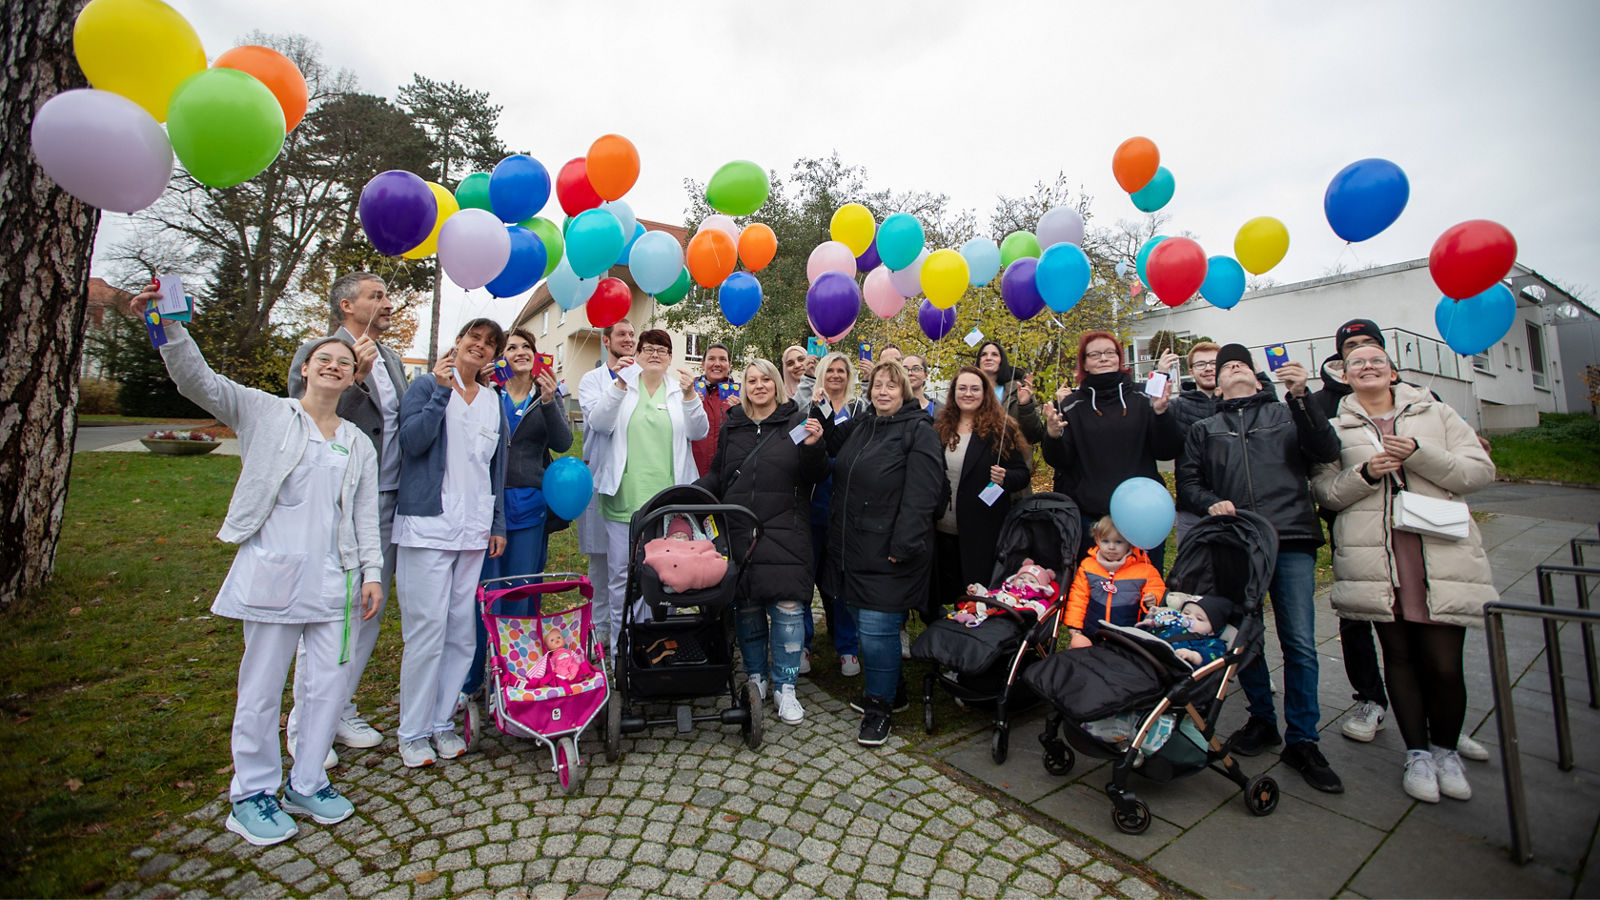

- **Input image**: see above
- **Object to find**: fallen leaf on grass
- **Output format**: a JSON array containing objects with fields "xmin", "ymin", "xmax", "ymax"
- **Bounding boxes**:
[
  {"xmin": 174, "ymin": 781, "xmax": 195, "ymax": 790},
  {"xmin": 155, "ymin": 538, "xmax": 167, "ymax": 544},
  {"xmin": 215, "ymin": 763, "xmax": 233, "ymax": 775},
  {"xmin": 66, "ymin": 779, "xmax": 82, "ymax": 791},
  {"xmin": 68, "ymin": 607, "xmax": 82, "ymax": 616}
]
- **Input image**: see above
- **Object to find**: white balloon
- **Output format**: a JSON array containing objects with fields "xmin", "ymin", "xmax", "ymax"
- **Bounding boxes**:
[
  {"xmin": 700, "ymin": 213, "xmax": 739, "ymax": 244},
  {"xmin": 1037, "ymin": 206, "xmax": 1086, "ymax": 249},
  {"xmin": 438, "ymin": 208, "xmax": 512, "ymax": 290},
  {"xmin": 806, "ymin": 241, "xmax": 856, "ymax": 284},
  {"xmin": 890, "ymin": 248, "xmax": 930, "ymax": 297},
  {"xmin": 30, "ymin": 89, "xmax": 173, "ymax": 213},
  {"xmin": 601, "ymin": 199, "xmax": 637, "ymax": 244}
]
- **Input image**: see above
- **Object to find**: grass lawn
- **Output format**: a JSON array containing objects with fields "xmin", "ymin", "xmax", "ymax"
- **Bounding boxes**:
[{"xmin": 1489, "ymin": 413, "xmax": 1600, "ymax": 486}]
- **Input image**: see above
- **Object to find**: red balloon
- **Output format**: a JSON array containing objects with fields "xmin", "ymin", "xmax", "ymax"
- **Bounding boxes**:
[
  {"xmin": 1429, "ymin": 220, "xmax": 1517, "ymax": 300},
  {"xmin": 1145, "ymin": 237, "xmax": 1208, "ymax": 308},
  {"xmin": 556, "ymin": 157, "xmax": 603, "ymax": 217},
  {"xmin": 586, "ymin": 277, "xmax": 631, "ymax": 328}
]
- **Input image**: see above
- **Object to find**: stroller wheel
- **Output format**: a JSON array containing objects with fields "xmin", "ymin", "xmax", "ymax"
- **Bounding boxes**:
[
  {"xmin": 921, "ymin": 674, "xmax": 936, "ymax": 735},
  {"xmin": 1245, "ymin": 775, "xmax": 1279, "ymax": 816},
  {"xmin": 463, "ymin": 697, "xmax": 481, "ymax": 750},
  {"xmin": 556, "ymin": 736, "xmax": 582, "ymax": 795},
  {"xmin": 741, "ymin": 679, "xmax": 764, "ymax": 750},
  {"xmin": 603, "ymin": 692, "xmax": 622, "ymax": 763},
  {"xmin": 1041, "ymin": 736, "xmax": 1075, "ymax": 776},
  {"xmin": 991, "ymin": 726, "xmax": 1010, "ymax": 765},
  {"xmin": 1112, "ymin": 798, "xmax": 1151, "ymax": 835}
]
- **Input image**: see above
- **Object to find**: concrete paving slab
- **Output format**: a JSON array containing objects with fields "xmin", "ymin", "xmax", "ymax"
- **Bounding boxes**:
[
  {"xmin": 1349, "ymin": 810, "xmax": 1573, "ymax": 898},
  {"xmin": 1030, "ymin": 782, "xmax": 1182, "ymax": 863}
]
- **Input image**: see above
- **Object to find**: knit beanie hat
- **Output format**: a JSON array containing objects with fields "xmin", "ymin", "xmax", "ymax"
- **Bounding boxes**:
[
  {"xmin": 1215, "ymin": 343, "xmax": 1255, "ymax": 372},
  {"xmin": 1335, "ymin": 319, "xmax": 1385, "ymax": 358},
  {"xmin": 1183, "ymin": 595, "xmax": 1235, "ymax": 632}
]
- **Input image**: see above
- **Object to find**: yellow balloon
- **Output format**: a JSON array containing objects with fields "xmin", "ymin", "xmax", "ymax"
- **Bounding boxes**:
[
  {"xmin": 830, "ymin": 203, "xmax": 876, "ymax": 257},
  {"xmin": 73, "ymin": 0, "xmax": 206, "ymax": 122},
  {"xmin": 1234, "ymin": 216, "xmax": 1290, "ymax": 275},
  {"xmin": 921, "ymin": 248, "xmax": 969, "ymax": 310},
  {"xmin": 403, "ymin": 183, "xmax": 460, "ymax": 259}
]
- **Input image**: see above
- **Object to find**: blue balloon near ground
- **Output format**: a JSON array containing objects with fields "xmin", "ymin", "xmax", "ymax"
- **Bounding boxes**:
[
  {"xmin": 1001, "ymin": 258, "xmax": 1045, "ymax": 321},
  {"xmin": 618, "ymin": 221, "xmax": 646, "ymax": 266},
  {"xmin": 719, "ymin": 272, "xmax": 763, "ymax": 326},
  {"xmin": 877, "ymin": 213, "xmax": 926, "ymax": 271},
  {"xmin": 1130, "ymin": 167, "xmax": 1175, "ymax": 213},
  {"xmin": 543, "ymin": 457, "xmax": 594, "ymax": 521},
  {"xmin": 1136, "ymin": 235, "xmax": 1168, "ymax": 284},
  {"xmin": 565, "ymin": 208, "xmax": 625, "ymax": 278},
  {"xmin": 960, "ymin": 237, "xmax": 1002, "ymax": 286},
  {"xmin": 548, "ymin": 256, "xmax": 598, "ymax": 310},
  {"xmin": 1324, "ymin": 158, "xmax": 1409, "ymax": 243},
  {"xmin": 628, "ymin": 230, "xmax": 684, "ymax": 295},
  {"xmin": 484, "ymin": 226, "xmax": 547, "ymax": 298},
  {"xmin": 488, "ymin": 155, "xmax": 550, "ymax": 224},
  {"xmin": 1109, "ymin": 477, "xmax": 1175, "ymax": 550},
  {"xmin": 1036, "ymin": 243, "xmax": 1093, "ymax": 314},
  {"xmin": 1199, "ymin": 255, "xmax": 1247, "ymax": 309},
  {"xmin": 1435, "ymin": 284, "xmax": 1516, "ymax": 356}
]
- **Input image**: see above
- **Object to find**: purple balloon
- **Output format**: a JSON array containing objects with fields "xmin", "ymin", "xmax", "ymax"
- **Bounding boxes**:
[
  {"xmin": 360, "ymin": 170, "xmax": 437, "ymax": 256},
  {"xmin": 855, "ymin": 238, "xmax": 881, "ymax": 273},
  {"xmin": 1001, "ymin": 257, "xmax": 1045, "ymax": 321},
  {"xmin": 806, "ymin": 271, "xmax": 862, "ymax": 339},
  {"xmin": 918, "ymin": 299, "xmax": 957, "ymax": 341}
]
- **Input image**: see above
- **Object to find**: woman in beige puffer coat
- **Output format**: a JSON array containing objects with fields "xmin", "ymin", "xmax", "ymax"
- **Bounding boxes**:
[{"xmin": 1311, "ymin": 346, "xmax": 1495, "ymax": 805}]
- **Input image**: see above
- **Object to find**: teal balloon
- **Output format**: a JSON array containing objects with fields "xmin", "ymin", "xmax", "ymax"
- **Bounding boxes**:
[
  {"xmin": 1135, "ymin": 235, "xmax": 1168, "ymax": 285},
  {"xmin": 1435, "ymin": 284, "xmax": 1516, "ymax": 356},
  {"xmin": 1109, "ymin": 477, "xmax": 1175, "ymax": 551},
  {"xmin": 961, "ymin": 238, "xmax": 1001, "ymax": 286},
  {"xmin": 1130, "ymin": 167, "xmax": 1175, "ymax": 213},
  {"xmin": 1035, "ymin": 244, "xmax": 1093, "ymax": 314},
  {"xmin": 877, "ymin": 213, "xmax": 925, "ymax": 271},
  {"xmin": 565, "ymin": 208, "xmax": 625, "ymax": 278},
  {"xmin": 1199, "ymin": 255, "xmax": 1247, "ymax": 309}
]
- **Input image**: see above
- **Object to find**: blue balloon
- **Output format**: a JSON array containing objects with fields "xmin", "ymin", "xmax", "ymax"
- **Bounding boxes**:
[
  {"xmin": 618, "ymin": 221, "xmax": 646, "ymax": 266},
  {"xmin": 488, "ymin": 155, "xmax": 550, "ymax": 224},
  {"xmin": 628, "ymin": 230, "xmax": 684, "ymax": 295},
  {"xmin": 565, "ymin": 208, "xmax": 625, "ymax": 278},
  {"xmin": 1130, "ymin": 167, "xmax": 1175, "ymax": 213},
  {"xmin": 719, "ymin": 272, "xmax": 763, "ymax": 326},
  {"xmin": 1135, "ymin": 235, "xmax": 1168, "ymax": 285},
  {"xmin": 1435, "ymin": 283, "xmax": 1516, "ymax": 356},
  {"xmin": 856, "ymin": 238, "xmax": 881, "ymax": 273},
  {"xmin": 1109, "ymin": 477, "xmax": 1175, "ymax": 551},
  {"xmin": 1035, "ymin": 244, "xmax": 1093, "ymax": 314},
  {"xmin": 547, "ymin": 256, "xmax": 598, "ymax": 311},
  {"xmin": 960, "ymin": 237, "xmax": 1002, "ymax": 286},
  {"xmin": 483, "ymin": 226, "xmax": 548, "ymax": 298},
  {"xmin": 877, "ymin": 213, "xmax": 926, "ymax": 271},
  {"xmin": 1324, "ymin": 158, "xmax": 1409, "ymax": 243},
  {"xmin": 543, "ymin": 456, "xmax": 594, "ymax": 521},
  {"xmin": 1199, "ymin": 255, "xmax": 1247, "ymax": 309}
]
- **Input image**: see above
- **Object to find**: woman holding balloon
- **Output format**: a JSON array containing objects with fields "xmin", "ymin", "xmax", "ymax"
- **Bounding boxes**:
[
  {"xmin": 974, "ymin": 341, "xmax": 1045, "ymax": 444},
  {"xmin": 808, "ymin": 351, "xmax": 869, "ymax": 676}
]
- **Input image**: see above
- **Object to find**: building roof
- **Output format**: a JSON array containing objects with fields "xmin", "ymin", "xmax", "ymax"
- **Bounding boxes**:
[{"xmin": 87, "ymin": 277, "xmax": 131, "ymax": 311}]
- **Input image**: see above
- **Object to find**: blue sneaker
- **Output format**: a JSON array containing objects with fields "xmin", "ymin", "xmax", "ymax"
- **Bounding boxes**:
[
  {"xmin": 226, "ymin": 793, "xmax": 298, "ymax": 846},
  {"xmin": 281, "ymin": 783, "xmax": 355, "ymax": 825}
]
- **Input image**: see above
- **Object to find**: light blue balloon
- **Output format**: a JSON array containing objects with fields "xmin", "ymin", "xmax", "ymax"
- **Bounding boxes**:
[
  {"xmin": 543, "ymin": 456, "xmax": 594, "ymax": 521},
  {"xmin": 1199, "ymin": 255, "xmax": 1247, "ymax": 309},
  {"xmin": 618, "ymin": 221, "xmax": 646, "ymax": 266},
  {"xmin": 1435, "ymin": 284, "xmax": 1516, "ymax": 356},
  {"xmin": 1135, "ymin": 235, "xmax": 1168, "ymax": 285},
  {"xmin": 1131, "ymin": 167, "xmax": 1175, "ymax": 213},
  {"xmin": 565, "ymin": 208, "xmax": 625, "ymax": 278},
  {"xmin": 1108, "ymin": 477, "xmax": 1175, "ymax": 551},
  {"xmin": 1035, "ymin": 243, "xmax": 1093, "ymax": 314},
  {"xmin": 548, "ymin": 256, "xmax": 598, "ymax": 311},
  {"xmin": 877, "ymin": 213, "xmax": 926, "ymax": 271},
  {"xmin": 719, "ymin": 272, "xmax": 763, "ymax": 326},
  {"xmin": 960, "ymin": 237, "xmax": 1001, "ymax": 286},
  {"xmin": 601, "ymin": 199, "xmax": 637, "ymax": 243},
  {"xmin": 1114, "ymin": 260, "xmax": 1129, "ymax": 279},
  {"xmin": 628, "ymin": 230, "xmax": 685, "ymax": 295}
]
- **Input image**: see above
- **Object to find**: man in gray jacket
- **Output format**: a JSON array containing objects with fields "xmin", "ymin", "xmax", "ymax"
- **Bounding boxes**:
[{"xmin": 285, "ymin": 272, "xmax": 410, "ymax": 761}]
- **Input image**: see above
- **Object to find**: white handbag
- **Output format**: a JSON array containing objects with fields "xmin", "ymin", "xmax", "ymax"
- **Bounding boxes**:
[{"xmin": 1392, "ymin": 491, "xmax": 1470, "ymax": 541}]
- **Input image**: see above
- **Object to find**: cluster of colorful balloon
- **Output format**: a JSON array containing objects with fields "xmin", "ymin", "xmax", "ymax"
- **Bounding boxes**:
[
  {"xmin": 31, "ymin": 0, "xmax": 307, "ymax": 211},
  {"xmin": 678, "ymin": 162, "xmax": 776, "ymax": 325}
]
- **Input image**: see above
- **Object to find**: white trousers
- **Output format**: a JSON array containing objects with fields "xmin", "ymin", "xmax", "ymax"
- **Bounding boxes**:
[
  {"xmin": 396, "ymin": 545, "xmax": 483, "ymax": 743},
  {"xmin": 577, "ymin": 493, "xmax": 611, "ymax": 644},
  {"xmin": 230, "ymin": 619, "xmax": 343, "ymax": 802},
  {"xmin": 604, "ymin": 518, "xmax": 654, "ymax": 640}
]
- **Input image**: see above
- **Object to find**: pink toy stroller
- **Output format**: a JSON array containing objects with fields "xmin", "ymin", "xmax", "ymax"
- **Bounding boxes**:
[{"xmin": 467, "ymin": 573, "xmax": 611, "ymax": 794}]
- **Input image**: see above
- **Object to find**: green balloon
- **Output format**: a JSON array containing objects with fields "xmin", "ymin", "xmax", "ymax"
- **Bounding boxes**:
[
  {"xmin": 454, "ymin": 172, "xmax": 492, "ymax": 212},
  {"xmin": 1000, "ymin": 231, "xmax": 1042, "ymax": 267},
  {"xmin": 520, "ymin": 216, "xmax": 564, "ymax": 279},
  {"xmin": 705, "ymin": 160, "xmax": 769, "ymax": 216},
  {"xmin": 166, "ymin": 68, "xmax": 286, "ymax": 189},
  {"xmin": 655, "ymin": 267, "xmax": 691, "ymax": 306}
]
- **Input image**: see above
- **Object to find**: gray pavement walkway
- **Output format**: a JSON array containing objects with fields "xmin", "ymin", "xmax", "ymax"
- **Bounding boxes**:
[{"xmin": 74, "ymin": 422, "xmax": 240, "ymax": 456}]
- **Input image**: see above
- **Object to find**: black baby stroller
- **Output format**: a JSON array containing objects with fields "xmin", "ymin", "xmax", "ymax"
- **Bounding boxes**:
[
  {"xmin": 912, "ymin": 492, "xmax": 1082, "ymax": 764},
  {"xmin": 604, "ymin": 484, "xmax": 763, "ymax": 758},
  {"xmin": 1021, "ymin": 510, "xmax": 1282, "ymax": 834}
]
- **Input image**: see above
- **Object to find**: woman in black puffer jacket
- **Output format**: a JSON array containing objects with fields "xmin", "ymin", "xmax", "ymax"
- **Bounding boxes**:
[
  {"xmin": 697, "ymin": 359, "xmax": 827, "ymax": 727},
  {"xmin": 816, "ymin": 360, "xmax": 945, "ymax": 747}
]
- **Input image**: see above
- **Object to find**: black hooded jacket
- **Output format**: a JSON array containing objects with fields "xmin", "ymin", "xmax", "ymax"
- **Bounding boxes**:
[
  {"xmin": 1040, "ymin": 370, "xmax": 1183, "ymax": 519},
  {"xmin": 1312, "ymin": 353, "xmax": 1353, "ymax": 420}
]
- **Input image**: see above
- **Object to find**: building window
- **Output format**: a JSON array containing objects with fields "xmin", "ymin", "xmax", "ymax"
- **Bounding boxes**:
[
  {"xmin": 542, "ymin": 311, "xmax": 549, "ymax": 335},
  {"xmin": 559, "ymin": 306, "xmax": 567, "ymax": 325},
  {"xmin": 556, "ymin": 344, "xmax": 564, "ymax": 373},
  {"xmin": 1526, "ymin": 322, "xmax": 1547, "ymax": 389},
  {"xmin": 684, "ymin": 333, "xmax": 706, "ymax": 362},
  {"xmin": 1514, "ymin": 346, "xmax": 1523, "ymax": 371},
  {"xmin": 1472, "ymin": 351, "xmax": 1491, "ymax": 374},
  {"xmin": 1503, "ymin": 342, "xmax": 1512, "ymax": 368}
]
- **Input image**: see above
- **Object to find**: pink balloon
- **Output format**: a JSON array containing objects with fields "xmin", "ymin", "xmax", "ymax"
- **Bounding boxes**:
[
  {"xmin": 863, "ymin": 266, "xmax": 905, "ymax": 318},
  {"xmin": 700, "ymin": 213, "xmax": 739, "ymax": 244},
  {"xmin": 806, "ymin": 240, "xmax": 857, "ymax": 284},
  {"xmin": 890, "ymin": 248, "xmax": 929, "ymax": 297}
]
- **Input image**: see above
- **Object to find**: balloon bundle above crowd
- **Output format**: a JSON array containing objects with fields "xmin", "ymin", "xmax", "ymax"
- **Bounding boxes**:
[{"xmin": 30, "ymin": 0, "xmax": 1526, "ymax": 358}]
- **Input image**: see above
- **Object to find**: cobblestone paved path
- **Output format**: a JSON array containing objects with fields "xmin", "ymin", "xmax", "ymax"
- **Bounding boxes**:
[{"xmin": 109, "ymin": 684, "xmax": 1178, "ymax": 898}]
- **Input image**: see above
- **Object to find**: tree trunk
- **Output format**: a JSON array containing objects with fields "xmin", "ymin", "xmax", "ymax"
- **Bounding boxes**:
[
  {"xmin": 0, "ymin": 1, "xmax": 101, "ymax": 605},
  {"xmin": 428, "ymin": 274, "xmax": 441, "ymax": 367}
]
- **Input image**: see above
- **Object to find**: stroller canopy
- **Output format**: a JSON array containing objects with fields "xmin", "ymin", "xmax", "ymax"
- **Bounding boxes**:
[
  {"xmin": 1163, "ymin": 510, "xmax": 1278, "ymax": 623},
  {"xmin": 989, "ymin": 492, "xmax": 1082, "ymax": 589}
]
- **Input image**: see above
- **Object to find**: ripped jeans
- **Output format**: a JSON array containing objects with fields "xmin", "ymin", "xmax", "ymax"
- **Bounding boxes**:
[{"xmin": 737, "ymin": 600, "xmax": 806, "ymax": 689}]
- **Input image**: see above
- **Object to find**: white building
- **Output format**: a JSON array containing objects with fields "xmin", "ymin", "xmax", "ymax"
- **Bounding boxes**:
[{"xmin": 1129, "ymin": 259, "xmax": 1598, "ymax": 432}]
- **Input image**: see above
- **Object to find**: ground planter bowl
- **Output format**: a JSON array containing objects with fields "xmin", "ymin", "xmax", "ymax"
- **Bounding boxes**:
[{"xmin": 140, "ymin": 438, "xmax": 221, "ymax": 456}]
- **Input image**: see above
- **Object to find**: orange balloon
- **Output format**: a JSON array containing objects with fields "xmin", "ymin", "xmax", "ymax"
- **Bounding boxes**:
[
  {"xmin": 1112, "ymin": 136, "xmax": 1160, "ymax": 194},
  {"xmin": 586, "ymin": 134, "xmax": 639, "ymax": 201},
  {"xmin": 213, "ymin": 45, "xmax": 308, "ymax": 131},
  {"xmin": 737, "ymin": 223, "xmax": 777, "ymax": 272},
  {"xmin": 687, "ymin": 229, "xmax": 737, "ymax": 288}
]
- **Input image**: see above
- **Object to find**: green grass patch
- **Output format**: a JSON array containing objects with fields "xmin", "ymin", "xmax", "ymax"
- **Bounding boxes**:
[{"xmin": 1489, "ymin": 413, "xmax": 1600, "ymax": 485}]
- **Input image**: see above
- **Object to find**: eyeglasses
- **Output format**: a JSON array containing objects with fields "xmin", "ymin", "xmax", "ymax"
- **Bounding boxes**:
[
  {"xmin": 311, "ymin": 354, "xmax": 355, "ymax": 371},
  {"xmin": 1346, "ymin": 357, "xmax": 1391, "ymax": 371},
  {"xmin": 638, "ymin": 345, "xmax": 670, "ymax": 357},
  {"xmin": 1085, "ymin": 349, "xmax": 1120, "ymax": 361},
  {"xmin": 1190, "ymin": 361, "xmax": 1217, "ymax": 371}
]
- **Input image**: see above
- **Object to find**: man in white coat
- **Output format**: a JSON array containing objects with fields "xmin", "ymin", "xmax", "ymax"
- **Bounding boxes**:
[{"xmin": 576, "ymin": 319, "xmax": 636, "ymax": 651}]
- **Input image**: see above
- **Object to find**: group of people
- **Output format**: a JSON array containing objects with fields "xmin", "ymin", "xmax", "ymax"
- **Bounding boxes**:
[{"xmin": 136, "ymin": 262, "xmax": 1500, "ymax": 846}]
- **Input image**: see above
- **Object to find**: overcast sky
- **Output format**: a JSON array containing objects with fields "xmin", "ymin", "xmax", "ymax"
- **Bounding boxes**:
[{"xmin": 91, "ymin": 0, "xmax": 1600, "ymax": 357}]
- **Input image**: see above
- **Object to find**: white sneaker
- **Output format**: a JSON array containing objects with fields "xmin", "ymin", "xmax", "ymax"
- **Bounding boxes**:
[
  {"xmin": 776, "ymin": 685, "xmax": 804, "ymax": 726},
  {"xmin": 1341, "ymin": 701, "xmax": 1386, "ymax": 742},
  {"xmin": 1457, "ymin": 734, "xmax": 1490, "ymax": 761},
  {"xmin": 798, "ymin": 649, "xmax": 812, "ymax": 675},
  {"xmin": 400, "ymin": 738, "xmax": 436, "ymax": 768},
  {"xmin": 335, "ymin": 714, "xmax": 382, "ymax": 749},
  {"xmin": 1432, "ymin": 747, "xmax": 1472, "ymax": 800},
  {"xmin": 839, "ymin": 654, "xmax": 862, "ymax": 677},
  {"xmin": 748, "ymin": 674, "xmax": 768, "ymax": 701},
  {"xmin": 433, "ymin": 731, "xmax": 467, "ymax": 760},
  {"xmin": 286, "ymin": 735, "xmax": 338, "ymax": 770},
  {"xmin": 1403, "ymin": 750, "xmax": 1440, "ymax": 803},
  {"xmin": 900, "ymin": 628, "xmax": 912, "ymax": 659}
]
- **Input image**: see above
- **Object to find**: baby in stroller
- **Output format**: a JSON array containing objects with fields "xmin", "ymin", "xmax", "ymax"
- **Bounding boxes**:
[
  {"xmin": 641, "ymin": 514, "xmax": 728, "ymax": 595},
  {"xmin": 953, "ymin": 559, "xmax": 1057, "ymax": 626},
  {"xmin": 1139, "ymin": 593, "xmax": 1231, "ymax": 667}
]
